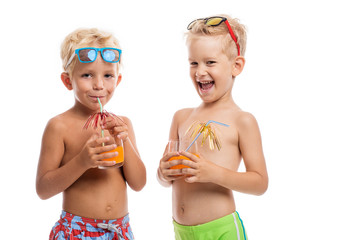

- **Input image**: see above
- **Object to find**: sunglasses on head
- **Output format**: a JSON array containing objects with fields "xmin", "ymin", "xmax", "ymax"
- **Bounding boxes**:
[
  {"xmin": 65, "ymin": 47, "xmax": 122, "ymax": 70},
  {"xmin": 187, "ymin": 16, "xmax": 240, "ymax": 56}
]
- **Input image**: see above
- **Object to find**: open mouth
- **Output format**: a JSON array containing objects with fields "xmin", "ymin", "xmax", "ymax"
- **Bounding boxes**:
[{"xmin": 198, "ymin": 81, "xmax": 214, "ymax": 91}]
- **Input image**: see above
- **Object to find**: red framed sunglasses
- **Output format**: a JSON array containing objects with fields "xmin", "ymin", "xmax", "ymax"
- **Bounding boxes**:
[{"xmin": 187, "ymin": 16, "xmax": 241, "ymax": 56}]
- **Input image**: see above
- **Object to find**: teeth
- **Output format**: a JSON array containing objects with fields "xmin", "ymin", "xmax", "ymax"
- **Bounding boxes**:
[{"xmin": 198, "ymin": 80, "xmax": 214, "ymax": 91}]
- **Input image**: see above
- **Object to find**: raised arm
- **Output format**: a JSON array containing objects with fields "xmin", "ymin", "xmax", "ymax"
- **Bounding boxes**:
[
  {"xmin": 157, "ymin": 110, "xmax": 188, "ymax": 187},
  {"xmin": 104, "ymin": 116, "xmax": 146, "ymax": 192}
]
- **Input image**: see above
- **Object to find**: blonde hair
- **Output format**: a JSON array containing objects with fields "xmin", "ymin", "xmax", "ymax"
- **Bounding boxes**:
[
  {"xmin": 185, "ymin": 14, "xmax": 247, "ymax": 59},
  {"xmin": 60, "ymin": 28, "xmax": 121, "ymax": 75}
]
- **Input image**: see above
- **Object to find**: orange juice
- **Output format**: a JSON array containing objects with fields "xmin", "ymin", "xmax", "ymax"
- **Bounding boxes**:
[
  {"xmin": 103, "ymin": 146, "xmax": 124, "ymax": 165},
  {"xmin": 169, "ymin": 154, "xmax": 199, "ymax": 170}
]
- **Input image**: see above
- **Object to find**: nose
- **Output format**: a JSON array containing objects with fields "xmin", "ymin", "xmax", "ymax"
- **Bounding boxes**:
[
  {"xmin": 93, "ymin": 76, "xmax": 104, "ymax": 90},
  {"xmin": 195, "ymin": 64, "xmax": 206, "ymax": 78}
]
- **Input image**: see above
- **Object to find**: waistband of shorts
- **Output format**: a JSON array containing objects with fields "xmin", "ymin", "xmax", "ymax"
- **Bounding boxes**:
[
  {"xmin": 173, "ymin": 211, "xmax": 242, "ymax": 231},
  {"xmin": 60, "ymin": 210, "xmax": 130, "ymax": 226}
]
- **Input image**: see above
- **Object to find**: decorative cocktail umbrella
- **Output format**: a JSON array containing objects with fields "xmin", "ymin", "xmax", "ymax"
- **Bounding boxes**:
[
  {"xmin": 185, "ymin": 120, "xmax": 229, "ymax": 151},
  {"xmin": 83, "ymin": 98, "xmax": 121, "ymax": 146}
]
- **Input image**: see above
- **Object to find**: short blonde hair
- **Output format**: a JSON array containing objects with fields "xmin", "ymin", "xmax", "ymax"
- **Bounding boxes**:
[
  {"xmin": 186, "ymin": 14, "xmax": 247, "ymax": 59},
  {"xmin": 60, "ymin": 28, "xmax": 121, "ymax": 75}
]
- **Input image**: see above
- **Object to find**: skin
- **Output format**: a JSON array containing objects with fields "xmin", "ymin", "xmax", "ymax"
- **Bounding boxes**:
[
  {"xmin": 36, "ymin": 47, "xmax": 146, "ymax": 220},
  {"xmin": 157, "ymin": 35, "xmax": 268, "ymax": 225}
]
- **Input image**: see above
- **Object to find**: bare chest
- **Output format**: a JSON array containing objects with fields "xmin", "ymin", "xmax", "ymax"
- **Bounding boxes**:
[
  {"xmin": 178, "ymin": 113, "xmax": 241, "ymax": 169},
  {"xmin": 61, "ymin": 122, "xmax": 106, "ymax": 165}
]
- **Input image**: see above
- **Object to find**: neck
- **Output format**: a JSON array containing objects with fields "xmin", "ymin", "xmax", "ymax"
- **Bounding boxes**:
[{"xmin": 200, "ymin": 93, "xmax": 236, "ymax": 110}]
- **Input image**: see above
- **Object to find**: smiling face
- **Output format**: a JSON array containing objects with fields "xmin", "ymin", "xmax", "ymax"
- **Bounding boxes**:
[
  {"xmin": 187, "ymin": 35, "xmax": 236, "ymax": 104},
  {"xmin": 62, "ymin": 48, "xmax": 121, "ymax": 113}
]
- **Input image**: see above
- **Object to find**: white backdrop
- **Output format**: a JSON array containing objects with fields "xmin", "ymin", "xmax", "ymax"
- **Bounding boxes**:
[{"xmin": 1, "ymin": 0, "xmax": 359, "ymax": 239}]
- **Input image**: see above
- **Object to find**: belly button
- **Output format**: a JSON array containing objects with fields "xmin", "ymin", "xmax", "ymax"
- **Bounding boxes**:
[
  {"xmin": 180, "ymin": 205, "xmax": 185, "ymax": 214},
  {"xmin": 106, "ymin": 206, "xmax": 112, "ymax": 212}
]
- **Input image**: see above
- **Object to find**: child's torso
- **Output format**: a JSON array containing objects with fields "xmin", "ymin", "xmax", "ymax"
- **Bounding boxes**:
[
  {"xmin": 172, "ymin": 106, "xmax": 243, "ymax": 225},
  {"xmin": 60, "ymin": 113, "xmax": 128, "ymax": 220}
]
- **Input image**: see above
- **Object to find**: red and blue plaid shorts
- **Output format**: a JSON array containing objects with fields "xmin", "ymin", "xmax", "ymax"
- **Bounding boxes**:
[{"xmin": 50, "ymin": 211, "xmax": 134, "ymax": 240}]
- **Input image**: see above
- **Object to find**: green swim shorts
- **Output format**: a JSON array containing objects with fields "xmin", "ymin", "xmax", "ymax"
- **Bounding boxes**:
[{"xmin": 173, "ymin": 212, "xmax": 247, "ymax": 240}]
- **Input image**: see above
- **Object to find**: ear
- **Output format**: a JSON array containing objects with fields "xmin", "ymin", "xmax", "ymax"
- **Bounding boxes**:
[
  {"xmin": 232, "ymin": 56, "xmax": 245, "ymax": 77},
  {"xmin": 116, "ymin": 74, "xmax": 122, "ymax": 87},
  {"xmin": 61, "ymin": 72, "xmax": 73, "ymax": 90}
]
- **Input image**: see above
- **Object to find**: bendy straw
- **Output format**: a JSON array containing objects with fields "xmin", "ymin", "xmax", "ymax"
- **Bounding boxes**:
[
  {"xmin": 97, "ymin": 98, "xmax": 105, "ymax": 146},
  {"xmin": 185, "ymin": 120, "xmax": 229, "ymax": 152},
  {"xmin": 82, "ymin": 99, "xmax": 124, "ymax": 140},
  {"xmin": 97, "ymin": 97, "xmax": 103, "ymax": 114},
  {"xmin": 83, "ymin": 102, "xmax": 122, "ymax": 130}
]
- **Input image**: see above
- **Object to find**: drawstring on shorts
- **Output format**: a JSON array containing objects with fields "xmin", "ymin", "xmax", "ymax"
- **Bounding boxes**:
[{"xmin": 97, "ymin": 223, "xmax": 124, "ymax": 238}]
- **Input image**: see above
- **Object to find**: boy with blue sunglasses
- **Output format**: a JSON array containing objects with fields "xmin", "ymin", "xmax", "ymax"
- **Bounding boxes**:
[
  {"xmin": 157, "ymin": 15, "xmax": 268, "ymax": 239},
  {"xmin": 36, "ymin": 28, "xmax": 146, "ymax": 240}
]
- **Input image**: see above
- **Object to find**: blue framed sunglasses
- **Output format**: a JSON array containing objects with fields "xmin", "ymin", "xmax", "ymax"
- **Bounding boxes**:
[{"xmin": 65, "ymin": 47, "xmax": 122, "ymax": 69}]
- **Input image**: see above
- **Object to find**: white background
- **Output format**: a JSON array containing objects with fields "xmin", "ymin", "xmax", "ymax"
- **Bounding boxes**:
[{"xmin": 1, "ymin": 0, "xmax": 359, "ymax": 239}]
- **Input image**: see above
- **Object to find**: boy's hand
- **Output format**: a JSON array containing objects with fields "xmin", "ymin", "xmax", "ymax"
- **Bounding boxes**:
[
  {"xmin": 102, "ymin": 116, "xmax": 128, "ymax": 145},
  {"xmin": 158, "ymin": 152, "xmax": 185, "ymax": 182},
  {"xmin": 79, "ymin": 134, "xmax": 118, "ymax": 169},
  {"xmin": 179, "ymin": 151, "xmax": 218, "ymax": 183}
]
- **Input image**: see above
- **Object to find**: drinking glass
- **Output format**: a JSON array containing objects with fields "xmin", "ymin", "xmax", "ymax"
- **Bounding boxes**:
[
  {"xmin": 167, "ymin": 139, "xmax": 198, "ymax": 170},
  {"xmin": 99, "ymin": 138, "xmax": 124, "ymax": 169}
]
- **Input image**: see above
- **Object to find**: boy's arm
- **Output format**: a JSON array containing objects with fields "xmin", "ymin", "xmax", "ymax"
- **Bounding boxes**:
[
  {"xmin": 116, "ymin": 117, "xmax": 146, "ymax": 192},
  {"xmin": 157, "ymin": 167, "xmax": 171, "ymax": 187},
  {"xmin": 180, "ymin": 112, "xmax": 268, "ymax": 195},
  {"xmin": 157, "ymin": 110, "xmax": 186, "ymax": 187},
  {"xmin": 36, "ymin": 118, "xmax": 117, "ymax": 200}
]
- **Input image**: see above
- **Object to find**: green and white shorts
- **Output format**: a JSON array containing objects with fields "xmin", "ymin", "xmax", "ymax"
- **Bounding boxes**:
[{"xmin": 173, "ymin": 212, "xmax": 247, "ymax": 240}]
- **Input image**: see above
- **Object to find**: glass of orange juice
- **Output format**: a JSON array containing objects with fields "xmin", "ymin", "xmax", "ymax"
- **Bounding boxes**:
[
  {"xmin": 168, "ymin": 139, "xmax": 198, "ymax": 170},
  {"xmin": 99, "ymin": 139, "xmax": 124, "ymax": 169}
]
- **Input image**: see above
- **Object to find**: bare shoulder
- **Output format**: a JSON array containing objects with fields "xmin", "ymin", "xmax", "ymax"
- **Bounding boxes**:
[
  {"xmin": 117, "ymin": 115, "xmax": 131, "ymax": 125},
  {"xmin": 38, "ymin": 113, "xmax": 69, "ymax": 165},
  {"xmin": 232, "ymin": 109, "xmax": 259, "ymax": 131},
  {"xmin": 44, "ymin": 113, "xmax": 69, "ymax": 136},
  {"xmin": 116, "ymin": 115, "xmax": 136, "ymax": 136},
  {"xmin": 42, "ymin": 110, "xmax": 80, "ymax": 144},
  {"xmin": 168, "ymin": 108, "xmax": 195, "ymax": 139},
  {"xmin": 173, "ymin": 108, "xmax": 194, "ymax": 122}
]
